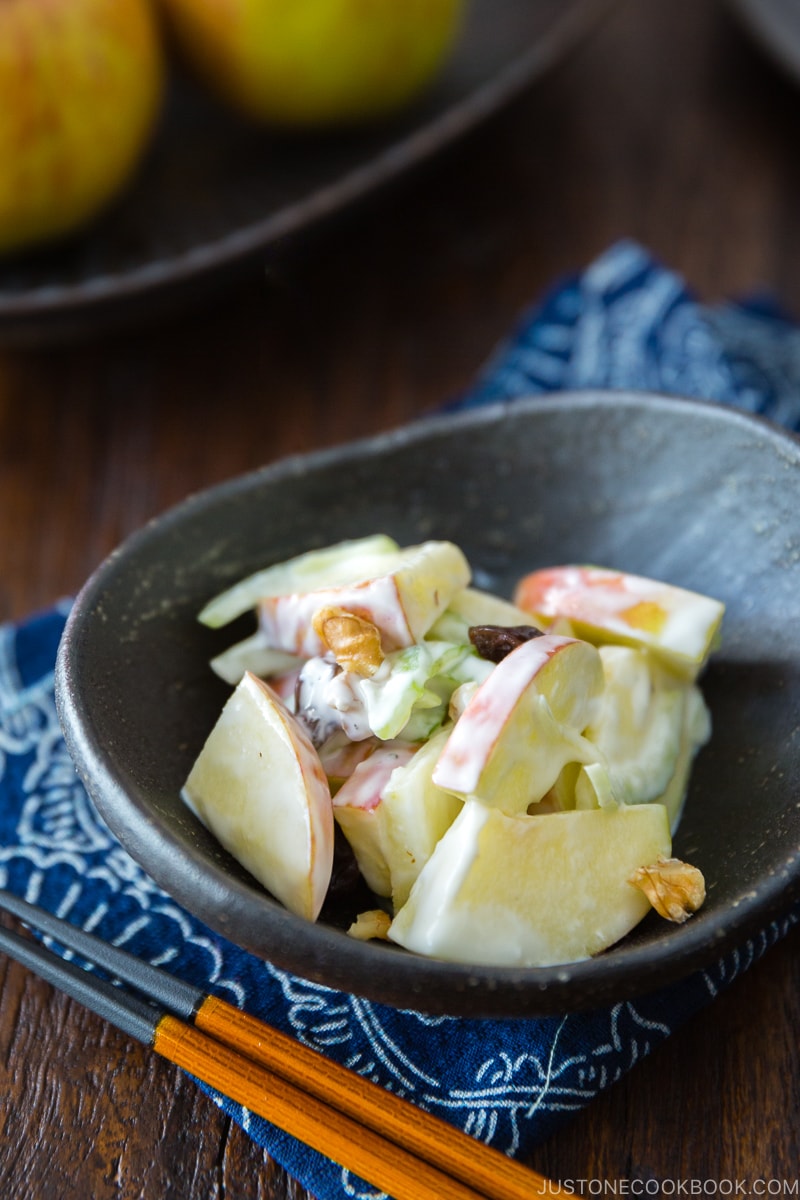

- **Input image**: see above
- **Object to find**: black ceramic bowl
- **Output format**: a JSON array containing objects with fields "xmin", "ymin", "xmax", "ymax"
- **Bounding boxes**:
[{"xmin": 55, "ymin": 391, "xmax": 800, "ymax": 1017}]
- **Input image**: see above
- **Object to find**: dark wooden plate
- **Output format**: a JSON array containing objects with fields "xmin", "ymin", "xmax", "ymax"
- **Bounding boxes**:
[{"xmin": 0, "ymin": 0, "xmax": 610, "ymax": 343}]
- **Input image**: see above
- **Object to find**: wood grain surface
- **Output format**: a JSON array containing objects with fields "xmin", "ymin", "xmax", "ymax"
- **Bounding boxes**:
[{"xmin": 1, "ymin": 0, "xmax": 799, "ymax": 1196}]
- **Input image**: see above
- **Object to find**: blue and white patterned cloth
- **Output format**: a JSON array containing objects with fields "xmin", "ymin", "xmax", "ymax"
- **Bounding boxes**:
[
  {"xmin": 456, "ymin": 239, "xmax": 800, "ymax": 419},
  {"xmin": 2, "ymin": 242, "xmax": 799, "ymax": 1200}
]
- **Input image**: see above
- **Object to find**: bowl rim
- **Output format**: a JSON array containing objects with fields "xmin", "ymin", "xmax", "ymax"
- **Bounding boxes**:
[{"xmin": 55, "ymin": 390, "xmax": 800, "ymax": 1017}]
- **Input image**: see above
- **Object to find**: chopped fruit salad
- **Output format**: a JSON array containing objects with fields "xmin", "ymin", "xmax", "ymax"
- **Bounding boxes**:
[{"xmin": 182, "ymin": 535, "xmax": 722, "ymax": 968}]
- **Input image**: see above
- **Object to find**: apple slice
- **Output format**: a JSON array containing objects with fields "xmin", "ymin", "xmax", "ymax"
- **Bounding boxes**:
[
  {"xmin": 199, "ymin": 534, "xmax": 401, "ymax": 628},
  {"xmin": 571, "ymin": 646, "xmax": 711, "ymax": 830},
  {"xmin": 432, "ymin": 634, "xmax": 605, "ymax": 812},
  {"xmin": 333, "ymin": 727, "xmax": 463, "ymax": 909},
  {"xmin": 642, "ymin": 684, "xmax": 711, "ymax": 832},
  {"xmin": 209, "ymin": 629, "xmax": 303, "ymax": 686},
  {"xmin": 257, "ymin": 539, "xmax": 471, "ymax": 657},
  {"xmin": 198, "ymin": 535, "xmax": 471, "ymax": 658},
  {"xmin": 388, "ymin": 800, "xmax": 673, "ymax": 966},
  {"xmin": 514, "ymin": 565, "xmax": 724, "ymax": 679},
  {"xmin": 182, "ymin": 671, "xmax": 333, "ymax": 921}
]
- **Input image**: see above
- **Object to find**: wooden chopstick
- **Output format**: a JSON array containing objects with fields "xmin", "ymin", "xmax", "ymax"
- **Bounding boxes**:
[
  {"xmin": 0, "ymin": 918, "xmax": 477, "ymax": 1200},
  {"xmin": 0, "ymin": 890, "xmax": 567, "ymax": 1200}
]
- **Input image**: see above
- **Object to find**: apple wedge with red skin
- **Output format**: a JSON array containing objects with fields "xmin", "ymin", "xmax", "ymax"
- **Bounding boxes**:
[
  {"xmin": 433, "ymin": 634, "xmax": 605, "ymax": 813},
  {"xmin": 199, "ymin": 536, "xmax": 470, "ymax": 657},
  {"xmin": 514, "ymin": 565, "xmax": 724, "ymax": 680},
  {"xmin": 333, "ymin": 727, "xmax": 462, "ymax": 909},
  {"xmin": 257, "ymin": 540, "xmax": 470, "ymax": 657},
  {"xmin": 331, "ymin": 743, "xmax": 419, "ymax": 898},
  {"xmin": 182, "ymin": 672, "xmax": 334, "ymax": 921}
]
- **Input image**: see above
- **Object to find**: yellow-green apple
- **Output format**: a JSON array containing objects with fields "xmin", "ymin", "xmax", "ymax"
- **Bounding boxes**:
[
  {"xmin": 0, "ymin": 0, "xmax": 164, "ymax": 256},
  {"xmin": 388, "ymin": 799, "xmax": 673, "ymax": 966},
  {"xmin": 201, "ymin": 537, "xmax": 471, "ymax": 657},
  {"xmin": 333, "ymin": 726, "xmax": 462, "ymax": 908},
  {"xmin": 158, "ymin": 0, "xmax": 464, "ymax": 127},
  {"xmin": 514, "ymin": 565, "xmax": 724, "ymax": 680},
  {"xmin": 432, "ymin": 634, "xmax": 606, "ymax": 812},
  {"xmin": 182, "ymin": 671, "xmax": 334, "ymax": 920}
]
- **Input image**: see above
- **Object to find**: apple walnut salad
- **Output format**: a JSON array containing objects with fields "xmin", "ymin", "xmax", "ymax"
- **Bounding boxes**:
[{"xmin": 182, "ymin": 536, "xmax": 721, "ymax": 968}]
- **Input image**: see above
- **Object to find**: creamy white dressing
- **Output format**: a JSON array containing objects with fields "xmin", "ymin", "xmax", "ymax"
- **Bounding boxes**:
[
  {"xmin": 292, "ymin": 641, "xmax": 491, "ymax": 747},
  {"xmin": 294, "ymin": 656, "xmax": 372, "ymax": 744}
]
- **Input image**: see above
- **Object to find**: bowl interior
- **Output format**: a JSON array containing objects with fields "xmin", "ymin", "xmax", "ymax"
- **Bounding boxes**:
[{"xmin": 55, "ymin": 392, "xmax": 800, "ymax": 1016}]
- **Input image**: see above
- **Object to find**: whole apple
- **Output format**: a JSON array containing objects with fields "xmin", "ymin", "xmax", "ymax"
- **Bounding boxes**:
[
  {"xmin": 0, "ymin": 0, "xmax": 164, "ymax": 256},
  {"xmin": 159, "ymin": 0, "xmax": 465, "ymax": 127}
]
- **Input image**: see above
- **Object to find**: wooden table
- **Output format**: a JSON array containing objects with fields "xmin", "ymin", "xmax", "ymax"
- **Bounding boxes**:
[{"xmin": 1, "ymin": 0, "xmax": 798, "ymax": 1194}]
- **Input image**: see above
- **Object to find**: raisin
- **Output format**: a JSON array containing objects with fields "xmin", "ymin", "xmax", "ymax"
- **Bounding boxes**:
[{"xmin": 468, "ymin": 624, "xmax": 545, "ymax": 663}]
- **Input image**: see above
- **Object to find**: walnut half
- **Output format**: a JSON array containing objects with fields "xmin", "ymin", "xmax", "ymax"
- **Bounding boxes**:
[
  {"xmin": 348, "ymin": 910, "xmax": 392, "ymax": 941},
  {"xmin": 629, "ymin": 856, "xmax": 706, "ymax": 923},
  {"xmin": 312, "ymin": 606, "xmax": 384, "ymax": 676}
]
